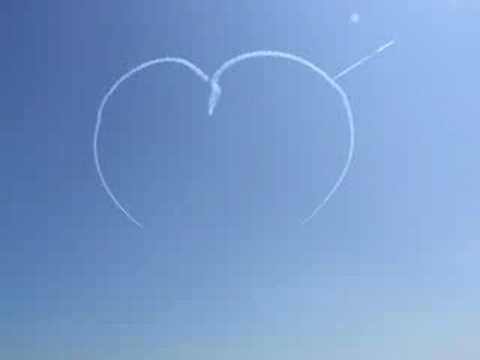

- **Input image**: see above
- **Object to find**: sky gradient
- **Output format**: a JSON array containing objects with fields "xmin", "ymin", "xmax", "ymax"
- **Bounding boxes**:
[{"xmin": 1, "ymin": 1, "xmax": 480, "ymax": 359}]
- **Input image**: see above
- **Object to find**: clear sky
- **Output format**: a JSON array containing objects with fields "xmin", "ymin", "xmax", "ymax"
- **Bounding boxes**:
[{"xmin": 1, "ymin": 1, "xmax": 480, "ymax": 359}]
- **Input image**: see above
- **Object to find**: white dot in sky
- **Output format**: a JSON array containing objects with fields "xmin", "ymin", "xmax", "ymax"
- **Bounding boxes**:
[{"xmin": 350, "ymin": 13, "xmax": 360, "ymax": 24}]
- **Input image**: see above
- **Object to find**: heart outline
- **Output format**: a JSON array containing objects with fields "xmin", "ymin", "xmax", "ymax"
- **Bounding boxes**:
[{"xmin": 94, "ymin": 44, "xmax": 394, "ymax": 228}]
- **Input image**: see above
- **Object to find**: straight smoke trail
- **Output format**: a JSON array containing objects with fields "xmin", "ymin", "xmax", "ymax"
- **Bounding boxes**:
[{"xmin": 334, "ymin": 40, "xmax": 395, "ymax": 80}]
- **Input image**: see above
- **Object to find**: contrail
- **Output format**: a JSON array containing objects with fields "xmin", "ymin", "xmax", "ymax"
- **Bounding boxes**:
[
  {"xmin": 94, "ymin": 58, "xmax": 209, "ymax": 228},
  {"xmin": 208, "ymin": 51, "xmax": 355, "ymax": 225},
  {"xmin": 95, "ymin": 41, "xmax": 394, "ymax": 227},
  {"xmin": 334, "ymin": 40, "xmax": 395, "ymax": 80}
]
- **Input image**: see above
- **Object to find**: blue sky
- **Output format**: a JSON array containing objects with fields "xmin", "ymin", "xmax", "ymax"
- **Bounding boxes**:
[{"xmin": 1, "ymin": 1, "xmax": 480, "ymax": 359}]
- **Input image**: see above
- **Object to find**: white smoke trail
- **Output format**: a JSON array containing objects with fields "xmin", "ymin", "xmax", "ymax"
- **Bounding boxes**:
[
  {"xmin": 334, "ymin": 40, "xmax": 395, "ymax": 80},
  {"xmin": 208, "ymin": 51, "xmax": 355, "ymax": 225},
  {"xmin": 94, "ymin": 58, "xmax": 209, "ymax": 228},
  {"xmin": 95, "ymin": 41, "xmax": 394, "ymax": 227}
]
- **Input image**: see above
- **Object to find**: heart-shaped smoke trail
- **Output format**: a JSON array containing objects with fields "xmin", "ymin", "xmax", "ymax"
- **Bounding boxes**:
[
  {"xmin": 208, "ymin": 51, "xmax": 355, "ymax": 225},
  {"xmin": 94, "ymin": 58, "xmax": 210, "ymax": 228},
  {"xmin": 94, "ymin": 41, "xmax": 394, "ymax": 228}
]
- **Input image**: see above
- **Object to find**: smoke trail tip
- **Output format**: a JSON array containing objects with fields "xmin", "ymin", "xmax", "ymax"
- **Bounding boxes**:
[
  {"xmin": 208, "ymin": 82, "xmax": 222, "ymax": 116},
  {"xmin": 376, "ymin": 40, "xmax": 395, "ymax": 53}
]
